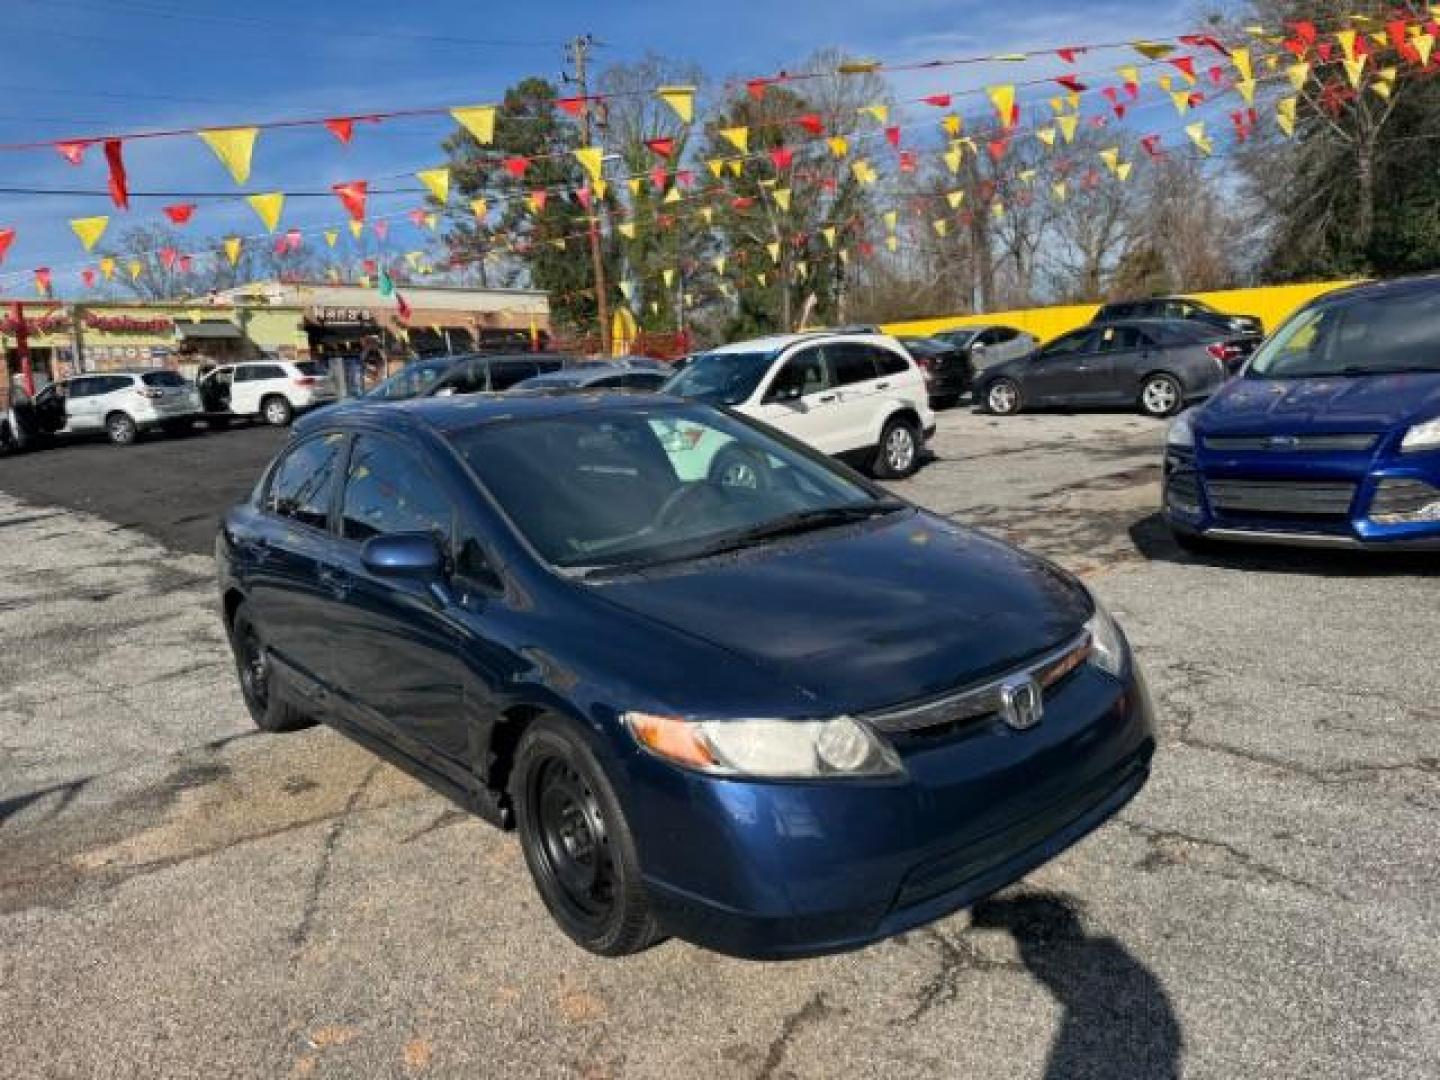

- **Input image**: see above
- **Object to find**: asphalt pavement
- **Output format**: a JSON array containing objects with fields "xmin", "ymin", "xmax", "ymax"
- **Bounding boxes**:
[{"xmin": 1, "ymin": 407, "xmax": 1436, "ymax": 1079}]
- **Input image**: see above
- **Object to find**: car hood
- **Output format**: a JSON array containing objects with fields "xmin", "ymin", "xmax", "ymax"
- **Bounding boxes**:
[
  {"xmin": 586, "ymin": 511, "xmax": 1091, "ymax": 715},
  {"xmin": 1199, "ymin": 372, "xmax": 1440, "ymax": 433}
]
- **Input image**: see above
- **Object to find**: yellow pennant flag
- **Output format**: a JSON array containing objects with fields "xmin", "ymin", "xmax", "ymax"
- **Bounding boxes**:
[
  {"xmin": 726, "ymin": 160, "xmax": 742, "ymax": 177},
  {"xmin": 594, "ymin": 179, "xmax": 608, "ymax": 201},
  {"xmin": 766, "ymin": 242, "xmax": 781, "ymax": 265},
  {"xmin": 1052, "ymin": 181, "xmax": 1067, "ymax": 202},
  {"xmin": 323, "ymin": 229, "xmax": 338, "ymax": 248},
  {"xmin": 1099, "ymin": 147, "xmax": 1120, "ymax": 174},
  {"xmin": 1116, "ymin": 162, "xmax": 1133, "ymax": 182},
  {"xmin": 99, "ymin": 256, "xmax": 115, "ymax": 281},
  {"xmin": 1287, "ymin": 62, "xmax": 1311, "ymax": 92},
  {"xmin": 826, "ymin": 136, "xmax": 849, "ymax": 158},
  {"xmin": 991, "ymin": 201, "xmax": 1004, "ymax": 219},
  {"xmin": 406, "ymin": 251, "xmax": 423, "ymax": 269},
  {"xmin": 941, "ymin": 114, "xmax": 962, "ymax": 137},
  {"xmin": 706, "ymin": 158, "xmax": 724, "ymax": 178},
  {"xmin": 1335, "ymin": 29, "xmax": 1358, "ymax": 62},
  {"xmin": 618, "ymin": 222, "xmax": 636, "ymax": 239},
  {"xmin": 1414, "ymin": 34, "xmax": 1435, "ymax": 67},
  {"xmin": 885, "ymin": 235, "xmax": 898, "ymax": 253},
  {"xmin": 247, "ymin": 192, "xmax": 285, "ymax": 232},
  {"xmin": 859, "ymin": 104, "xmax": 888, "ymax": 124},
  {"xmin": 1343, "ymin": 56, "xmax": 1367, "ymax": 89},
  {"xmin": 1117, "ymin": 65, "xmax": 1140, "ymax": 91},
  {"xmin": 199, "ymin": 127, "xmax": 259, "ymax": 184},
  {"xmin": 699, "ymin": 206, "xmax": 714, "ymax": 225},
  {"xmin": 713, "ymin": 255, "xmax": 727, "ymax": 275},
  {"xmin": 756, "ymin": 272, "xmax": 768, "ymax": 287},
  {"xmin": 416, "ymin": 168, "xmax": 451, "ymax": 204},
  {"xmin": 987, "ymin": 84, "xmax": 1016, "ymax": 127},
  {"xmin": 656, "ymin": 86, "xmax": 695, "ymax": 123},
  {"xmin": 70, "ymin": 215, "xmax": 108, "ymax": 252},
  {"xmin": 424, "ymin": 212, "xmax": 439, "ymax": 230},
  {"xmin": 1236, "ymin": 78, "xmax": 1257, "ymax": 105},
  {"xmin": 1185, "ymin": 122, "xmax": 1212, "ymax": 155},
  {"xmin": 1231, "ymin": 48, "xmax": 1253, "ymax": 82},
  {"xmin": 573, "ymin": 147, "xmax": 604, "ymax": 186},
  {"xmin": 1036, "ymin": 126, "xmax": 1057, "ymax": 148},
  {"xmin": 1049, "ymin": 96, "xmax": 1066, "ymax": 115},
  {"xmin": 945, "ymin": 190, "xmax": 965, "ymax": 209},
  {"xmin": 451, "ymin": 105, "xmax": 497, "ymax": 145},
  {"xmin": 1131, "ymin": 40, "xmax": 1174, "ymax": 60},
  {"xmin": 851, "ymin": 160, "xmax": 877, "ymax": 185},
  {"xmin": 883, "ymin": 210, "xmax": 898, "ymax": 232},
  {"xmin": 943, "ymin": 147, "xmax": 962, "ymax": 173},
  {"xmin": 526, "ymin": 192, "xmax": 544, "ymax": 213},
  {"xmin": 821, "ymin": 226, "xmax": 836, "ymax": 248},
  {"xmin": 1171, "ymin": 90, "xmax": 1193, "ymax": 115},
  {"xmin": 348, "ymin": 219, "xmax": 364, "ymax": 240},
  {"xmin": 1057, "ymin": 114, "xmax": 1079, "ymax": 143},
  {"xmin": 838, "ymin": 249, "xmax": 849, "ymax": 265},
  {"xmin": 795, "ymin": 260, "xmax": 809, "ymax": 280},
  {"xmin": 470, "ymin": 198, "xmax": 488, "ymax": 221},
  {"xmin": 1019, "ymin": 169, "xmax": 1036, "ymax": 184},
  {"xmin": 627, "ymin": 177, "xmax": 643, "ymax": 196},
  {"xmin": 223, "ymin": 237, "xmax": 243, "ymax": 265},
  {"xmin": 720, "ymin": 126, "xmax": 749, "ymax": 153},
  {"xmin": 772, "ymin": 188, "xmax": 791, "ymax": 212},
  {"xmin": 1157, "ymin": 74, "xmax": 1174, "ymax": 92},
  {"xmin": 128, "ymin": 259, "xmax": 143, "ymax": 281},
  {"xmin": 659, "ymin": 268, "xmax": 673, "ymax": 289},
  {"xmin": 662, "ymin": 186, "xmax": 681, "ymax": 204}
]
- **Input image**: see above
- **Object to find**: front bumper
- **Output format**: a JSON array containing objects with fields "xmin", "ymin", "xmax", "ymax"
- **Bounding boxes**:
[{"xmin": 622, "ymin": 664, "xmax": 1155, "ymax": 959}]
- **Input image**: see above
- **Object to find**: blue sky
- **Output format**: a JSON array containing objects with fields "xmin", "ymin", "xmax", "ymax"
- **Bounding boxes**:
[{"xmin": 0, "ymin": 0, "xmax": 1191, "ymax": 296}]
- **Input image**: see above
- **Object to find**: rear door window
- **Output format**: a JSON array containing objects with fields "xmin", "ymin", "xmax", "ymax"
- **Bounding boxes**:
[
  {"xmin": 141, "ymin": 371, "xmax": 187, "ymax": 388},
  {"xmin": 341, "ymin": 435, "xmax": 454, "ymax": 543},
  {"xmin": 826, "ymin": 343, "xmax": 881, "ymax": 387},
  {"xmin": 488, "ymin": 360, "xmax": 539, "ymax": 390},
  {"xmin": 1039, "ymin": 330, "xmax": 1097, "ymax": 359},
  {"xmin": 1095, "ymin": 326, "xmax": 1146, "ymax": 352},
  {"xmin": 873, "ymin": 347, "xmax": 910, "ymax": 376},
  {"xmin": 264, "ymin": 433, "xmax": 346, "ymax": 531}
]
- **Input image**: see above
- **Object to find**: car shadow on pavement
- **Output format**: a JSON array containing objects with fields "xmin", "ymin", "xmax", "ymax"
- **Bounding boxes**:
[
  {"xmin": 971, "ymin": 891, "xmax": 1182, "ymax": 1080},
  {"xmin": 1128, "ymin": 512, "xmax": 1439, "ymax": 578}
]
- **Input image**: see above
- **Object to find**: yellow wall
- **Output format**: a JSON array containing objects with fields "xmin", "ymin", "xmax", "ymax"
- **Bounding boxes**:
[{"xmin": 882, "ymin": 281, "xmax": 1362, "ymax": 344}]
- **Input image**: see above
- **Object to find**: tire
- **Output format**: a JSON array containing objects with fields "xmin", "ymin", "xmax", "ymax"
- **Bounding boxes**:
[
  {"xmin": 1139, "ymin": 373, "xmax": 1184, "ymax": 418},
  {"xmin": 105, "ymin": 411, "xmax": 139, "ymax": 446},
  {"xmin": 261, "ymin": 395, "xmax": 293, "ymax": 427},
  {"xmin": 985, "ymin": 378, "xmax": 1022, "ymax": 416},
  {"xmin": 871, "ymin": 415, "xmax": 922, "ymax": 479},
  {"xmin": 229, "ymin": 602, "xmax": 315, "ymax": 733},
  {"xmin": 708, "ymin": 444, "xmax": 771, "ymax": 491},
  {"xmin": 512, "ymin": 715, "xmax": 663, "ymax": 957}
]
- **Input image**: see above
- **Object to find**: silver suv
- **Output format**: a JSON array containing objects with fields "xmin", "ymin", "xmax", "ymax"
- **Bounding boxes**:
[{"xmin": 9, "ymin": 369, "xmax": 202, "ymax": 447}]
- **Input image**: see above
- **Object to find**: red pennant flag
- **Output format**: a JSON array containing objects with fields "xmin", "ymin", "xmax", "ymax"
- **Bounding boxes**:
[
  {"xmin": 1292, "ymin": 20, "xmax": 1317, "ymax": 44},
  {"xmin": 530, "ymin": 189, "xmax": 548, "ymax": 212},
  {"xmin": 1113, "ymin": 104, "xmax": 1128, "ymax": 120},
  {"xmin": 82, "ymin": 269, "xmax": 96, "ymax": 288},
  {"xmin": 556, "ymin": 96, "xmax": 585, "ymax": 117},
  {"xmin": 649, "ymin": 166, "xmax": 668, "ymax": 191},
  {"xmin": 160, "ymin": 247, "xmax": 179, "ymax": 270},
  {"xmin": 1179, "ymin": 34, "xmax": 1229, "ymax": 55},
  {"xmin": 923, "ymin": 94, "xmax": 953, "ymax": 108},
  {"xmin": 1057, "ymin": 75, "xmax": 1087, "ymax": 94},
  {"xmin": 285, "ymin": 229, "xmax": 302, "ymax": 252},
  {"xmin": 503, "ymin": 157, "xmax": 529, "ymax": 178},
  {"xmin": 796, "ymin": 113, "xmax": 824, "ymax": 135},
  {"xmin": 821, "ymin": 177, "xmax": 837, "ymax": 193},
  {"xmin": 768, "ymin": 145, "xmax": 793, "ymax": 171},
  {"xmin": 1169, "ymin": 56, "xmax": 1196, "ymax": 81},
  {"xmin": 575, "ymin": 187, "xmax": 592, "ymax": 209},
  {"xmin": 859, "ymin": 241, "xmax": 874, "ymax": 257},
  {"xmin": 645, "ymin": 137, "xmax": 675, "ymax": 159},
  {"xmin": 1315, "ymin": 41, "xmax": 1333, "ymax": 63},
  {"xmin": 34, "ymin": 268, "xmax": 52, "ymax": 295},
  {"xmin": 179, "ymin": 255, "xmax": 194, "ymax": 273},
  {"xmin": 1282, "ymin": 38, "xmax": 1308, "ymax": 60},
  {"xmin": 1388, "ymin": 19, "xmax": 1411, "ymax": 53},
  {"xmin": 162, "ymin": 203, "xmax": 196, "ymax": 225},
  {"xmin": 746, "ymin": 78, "xmax": 769, "ymax": 101},
  {"xmin": 407, "ymin": 209, "xmax": 426, "ymax": 227},
  {"xmin": 1208, "ymin": 65, "xmax": 1226, "ymax": 86},
  {"xmin": 676, "ymin": 169, "xmax": 694, "ymax": 187},
  {"xmin": 324, "ymin": 117, "xmax": 355, "ymax": 144},
  {"xmin": 373, "ymin": 220, "xmax": 389, "ymax": 239},
  {"xmin": 332, "ymin": 180, "xmax": 368, "ymax": 221},
  {"xmin": 987, "ymin": 137, "xmax": 1010, "ymax": 162},
  {"xmin": 55, "ymin": 141, "xmax": 90, "ymax": 165},
  {"xmin": 104, "ymin": 139, "xmax": 129, "ymax": 210},
  {"xmin": 731, "ymin": 196, "xmax": 755, "ymax": 210},
  {"xmin": 0, "ymin": 228, "xmax": 14, "ymax": 265},
  {"xmin": 1102, "ymin": 86, "xmax": 1119, "ymax": 104},
  {"xmin": 396, "ymin": 292, "xmax": 412, "ymax": 322},
  {"xmin": 1141, "ymin": 134, "xmax": 1163, "ymax": 157},
  {"xmin": 885, "ymin": 126, "xmax": 901, "ymax": 149},
  {"xmin": 1057, "ymin": 47, "xmax": 1085, "ymax": 64},
  {"xmin": 898, "ymin": 150, "xmax": 917, "ymax": 172},
  {"xmin": 362, "ymin": 258, "xmax": 377, "ymax": 274}
]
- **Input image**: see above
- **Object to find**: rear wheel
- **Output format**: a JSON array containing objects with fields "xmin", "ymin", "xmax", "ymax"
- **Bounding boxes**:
[
  {"xmin": 872, "ymin": 416, "xmax": 922, "ymax": 479},
  {"xmin": 230, "ymin": 602, "xmax": 314, "ymax": 733},
  {"xmin": 261, "ymin": 395, "xmax": 293, "ymax": 426},
  {"xmin": 512, "ymin": 715, "xmax": 662, "ymax": 956},
  {"xmin": 105, "ymin": 412, "xmax": 138, "ymax": 446},
  {"xmin": 1139, "ymin": 373, "xmax": 1183, "ymax": 418},
  {"xmin": 985, "ymin": 378, "xmax": 1022, "ymax": 416}
]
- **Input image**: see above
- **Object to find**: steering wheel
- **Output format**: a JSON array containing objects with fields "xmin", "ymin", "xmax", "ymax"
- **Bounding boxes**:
[{"xmin": 652, "ymin": 483, "xmax": 720, "ymax": 531}]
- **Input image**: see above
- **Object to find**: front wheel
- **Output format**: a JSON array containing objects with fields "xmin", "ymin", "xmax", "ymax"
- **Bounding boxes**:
[
  {"xmin": 985, "ymin": 378, "xmax": 1022, "ymax": 416},
  {"xmin": 512, "ymin": 716, "xmax": 663, "ymax": 957},
  {"xmin": 1139, "ymin": 373, "xmax": 1183, "ymax": 418},
  {"xmin": 230, "ymin": 602, "xmax": 315, "ymax": 733},
  {"xmin": 106, "ymin": 412, "xmax": 139, "ymax": 446},
  {"xmin": 261, "ymin": 395, "xmax": 293, "ymax": 426}
]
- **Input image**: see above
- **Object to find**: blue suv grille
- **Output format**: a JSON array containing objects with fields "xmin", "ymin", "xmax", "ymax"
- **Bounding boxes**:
[
  {"xmin": 1206, "ymin": 479, "xmax": 1356, "ymax": 518},
  {"xmin": 1203, "ymin": 433, "xmax": 1379, "ymax": 453}
]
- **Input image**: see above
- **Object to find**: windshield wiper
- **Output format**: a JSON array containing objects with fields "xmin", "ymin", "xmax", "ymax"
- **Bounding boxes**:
[{"xmin": 682, "ymin": 501, "xmax": 908, "ymax": 558}]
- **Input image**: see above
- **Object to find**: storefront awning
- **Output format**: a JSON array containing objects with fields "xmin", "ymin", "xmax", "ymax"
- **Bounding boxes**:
[{"xmin": 177, "ymin": 322, "xmax": 242, "ymax": 339}]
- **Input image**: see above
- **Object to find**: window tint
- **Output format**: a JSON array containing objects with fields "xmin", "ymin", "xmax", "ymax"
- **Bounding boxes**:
[
  {"xmin": 488, "ymin": 360, "xmax": 538, "ymax": 390},
  {"xmin": 874, "ymin": 346, "xmax": 910, "ymax": 376},
  {"xmin": 265, "ymin": 433, "xmax": 345, "ymax": 530},
  {"xmin": 990, "ymin": 327, "xmax": 1019, "ymax": 344},
  {"xmin": 587, "ymin": 374, "xmax": 626, "ymax": 388},
  {"xmin": 1095, "ymin": 326, "xmax": 1147, "ymax": 352},
  {"xmin": 622, "ymin": 372, "xmax": 668, "ymax": 390},
  {"xmin": 1249, "ymin": 291, "xmax": 1440, "ymax": 377},
  {"xmin": 237, "ymin": 365, "xmax": 283, "ymax": 383},
  {"xmin": 1099, "ymin": 303, "xmax": 1131, "ymax": 320},
  {"xmin": 67, "ymin": 378, "xmax": 97, "ymax": 399},
  {"xmin": 827, "ymin": 343, "xmax": 880, "ymax": 386},
  {"xmin": 341, "ymin": 436, "xmax": 454, "ymax": 543},
  {"xmin": 1039, "ymin": 331, "xmax": 1095, "ymax": 359},
  {"xmin": 142, "ymin": 371, "xmax": 187, "ymax": 388},
  {"xmin": 766, "ymin": 348, "xmax": 828, "ymax": 400}
]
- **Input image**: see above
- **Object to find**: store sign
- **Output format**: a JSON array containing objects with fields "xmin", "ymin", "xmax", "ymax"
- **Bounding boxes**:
[{"xmin": 309, "ymin": 306, "xmax": 376, "ymax": 326}]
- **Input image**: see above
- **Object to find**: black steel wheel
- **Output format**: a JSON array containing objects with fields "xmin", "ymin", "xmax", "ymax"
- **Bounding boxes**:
[
  {"xmin": 513, "ymin": 716, "xmax": 662, "ymax": 956},
  {"xmin": 229, "ymin": 602, "xmax": 314, "ymax": 733}
]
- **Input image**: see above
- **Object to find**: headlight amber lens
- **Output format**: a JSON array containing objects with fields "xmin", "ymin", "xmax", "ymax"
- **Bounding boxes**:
[{"xmin": 624, "ymin": 712, "xmax": 903, "ymax": 779}]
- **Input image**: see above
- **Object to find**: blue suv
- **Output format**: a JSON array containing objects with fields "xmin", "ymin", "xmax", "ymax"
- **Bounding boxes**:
[
  {"xmin": 1165, "ymin": 278, "xmax": 1440, "ymax": 551},
  {"xmin": 217, "ymin": 394, "xmax": 1154, "ymax": 958}
]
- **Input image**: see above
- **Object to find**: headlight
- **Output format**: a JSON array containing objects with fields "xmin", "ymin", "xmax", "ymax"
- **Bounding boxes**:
[
  {"xmin": 1084, "ymin": 598, "xmax": 1128, "ymax": 679},
  {"xmin": 1166, "ymin": 409, "xmax": 1196, "ymax": 449},
  {"xmin": 1400, "ymin": 417, "xmax": 1440, "ymax": 453},
  {"xmin": 623, "ymin": 712, "xmax": 903, "ymax": 779}
]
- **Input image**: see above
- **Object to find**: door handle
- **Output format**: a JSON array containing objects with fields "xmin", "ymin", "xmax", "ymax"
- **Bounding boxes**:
[
  {"xmin": 817, "ymin": 394, "xmax": 837, "ymax": 403},
  {"xmin": 875, "ymin": 382, "xmax": 890, "ymax": 390},
  {"xmin": 317, "ymin": 565, "xmax": 352, "ymax": 598}
]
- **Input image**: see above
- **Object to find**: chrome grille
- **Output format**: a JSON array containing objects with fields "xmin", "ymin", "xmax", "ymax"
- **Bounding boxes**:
[
  {"xmin": 1207, "ymin": 479, "xmax": 1356, "ymax": 517},
  {"xmin": 1203, "ymin": 433, "xmax": 1378, "ymax": 452},
  {"xmin": 863, "ymin": 633, "xmax": 1091, "ymax": 735}
]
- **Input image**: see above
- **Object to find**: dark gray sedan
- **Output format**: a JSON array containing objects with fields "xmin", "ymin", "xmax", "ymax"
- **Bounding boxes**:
[{"xmin": 975, "ymin": 319, "xmax": 1236, "ymax": 418}]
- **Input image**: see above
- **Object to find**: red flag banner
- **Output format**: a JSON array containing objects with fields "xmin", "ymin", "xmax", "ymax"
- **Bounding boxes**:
[{"xmin": 104, "ymin": 139, "xmax": 129, "ymax": 210}]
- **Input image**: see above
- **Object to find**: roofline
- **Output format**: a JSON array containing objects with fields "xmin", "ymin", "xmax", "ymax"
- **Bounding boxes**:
[{"xmin": 220, "ymin": 279, "xmax": 549, "ymax": 298}]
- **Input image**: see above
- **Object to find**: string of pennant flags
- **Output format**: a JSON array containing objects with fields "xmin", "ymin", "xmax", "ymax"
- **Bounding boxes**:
[{"xmin": 1, "ymin": 8, "xmax": 1435, "ymax": 303}]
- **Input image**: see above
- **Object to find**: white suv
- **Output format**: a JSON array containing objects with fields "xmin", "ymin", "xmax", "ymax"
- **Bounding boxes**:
[
  {"xmin": 16, "ymin": 369, "xmax": 202, "ymax": 446},
  {"xmin": 664, "ymin": 332, "xmax": 936, "ymax": 477},
  {"xmin": 198, "ymin": 360, "xmax": 336, "ymax": 426}
]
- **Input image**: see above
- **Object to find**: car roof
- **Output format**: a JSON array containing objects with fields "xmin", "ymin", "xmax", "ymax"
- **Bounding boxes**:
[
  {"xmin": 705, "ymin": 330, "xmax": 898, "ymax": 355},
  {"xmin": 1302, "ymin": 274, "xmax": 1440, "ymax": 309}
]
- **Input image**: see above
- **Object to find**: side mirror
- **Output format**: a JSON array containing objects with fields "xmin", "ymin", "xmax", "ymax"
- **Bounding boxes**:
[
  {"xmin": 362, "ymin": 533, "xmax": 444, "ymax": 579},
  {"xmin": 969, "ymin": 342, "xmax": 987, "ymax": 356}
]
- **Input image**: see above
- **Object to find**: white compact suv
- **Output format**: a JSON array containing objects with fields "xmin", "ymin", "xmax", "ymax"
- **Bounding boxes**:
[
  {"xmin": 197, "ymin": 359, "xmax": 336, "ymax": 426},
  {"xmin": 9, "ymin": 369, "xmax": 203, "ymax": 447},
  {"xmin": 664, "ymin": 332, "xmax": 936, "ymax": 478}
]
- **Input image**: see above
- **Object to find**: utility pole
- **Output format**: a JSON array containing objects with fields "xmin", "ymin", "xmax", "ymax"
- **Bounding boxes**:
[{"xmin": 566, "ymin": 33, "xmax": 611, "ymax": 356}]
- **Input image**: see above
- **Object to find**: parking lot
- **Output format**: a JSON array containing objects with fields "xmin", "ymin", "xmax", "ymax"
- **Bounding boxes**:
[{"xmin": 2, "ymin": 409, "xmax": 1437, "ymax": 1079}]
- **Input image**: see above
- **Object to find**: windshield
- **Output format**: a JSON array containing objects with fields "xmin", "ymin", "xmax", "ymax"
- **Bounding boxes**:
[
  {"xmin": 663, "ymin": 351, "xmax": 774, "ymax": 406},
  {"xmin": 1248, "ymin": 291, "xmax": 1440, "ymax": 378},
  {"xmin": 447, "ymin": 404, "xmax": 890, "ymax": 571},
  {"xmin": 366, "ymin": 361, "xmax": 451, "ymax": 400}
]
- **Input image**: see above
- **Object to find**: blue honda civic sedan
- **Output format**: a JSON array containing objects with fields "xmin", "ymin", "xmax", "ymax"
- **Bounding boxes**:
[
  {"xmin": 217, "ymin": 392, "xmax": 1154, "ymax": 958},
  {"xmin": 1164, "ymin": 277, "xmax": 1440, "ymax": 551}
]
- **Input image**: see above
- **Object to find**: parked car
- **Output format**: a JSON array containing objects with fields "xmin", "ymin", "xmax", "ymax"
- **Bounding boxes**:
[
  {"xmin": 362, "ymin": 358, "xmax": 459, "ymax": 402},
  {"xmin": 976, "ymin": 319, "xmax": 1232, "ymax": 418},
  {"xmin": 217, "ymin": 392, "xmax": 1154, "ymax": 958},
  {"xmin": 929, "ymin": 324, "xmax": 1038, "ymax": 371},
  {"xmin": 424, "ymin": 353, "xmax": 574, "ymax": 396},
  {"xmin": 1164, "ymin": 277, "xmax": 1440, "ymax": 552},
  {"xmin": 1, "ymin": 369, "xmax": 202, "ymax": 448},
  {"xmin": 897, "ymin": 336, "xmax": 975, "ymax": 408},
  {"xmin": 1092, "ymin": 296, "xmax": 1264, "ymax": 351},
  {"xmin": 198, "ymin": 360, "xmax": 336, "ymax": 427},
  {"xmin": 663, "ymin": 332, "xmax": 935, "ymax": 479},
  {"xmin": 511, "ymin": 362, "xmax": 671, "ymax": 393}
]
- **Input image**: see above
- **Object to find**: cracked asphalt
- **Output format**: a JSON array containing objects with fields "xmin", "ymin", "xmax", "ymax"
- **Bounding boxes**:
[{"xmin": 1, "ymin": 410, "xmax": 1437, "ymax": 1079}]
